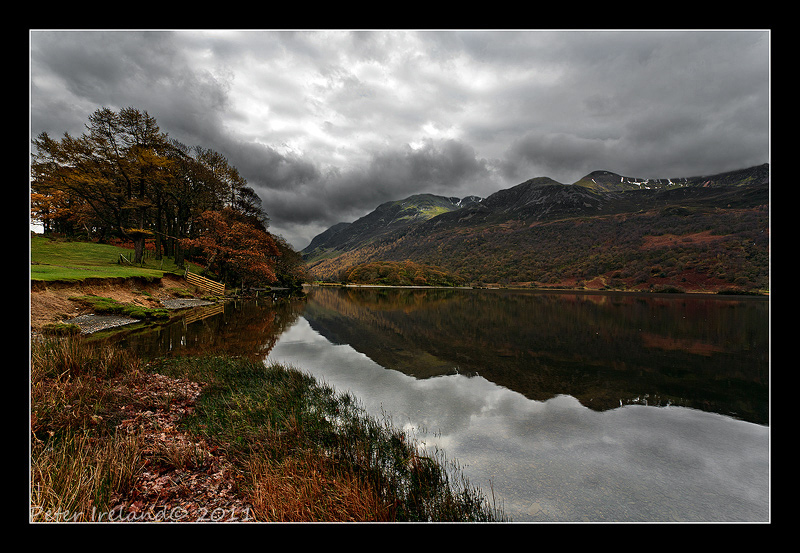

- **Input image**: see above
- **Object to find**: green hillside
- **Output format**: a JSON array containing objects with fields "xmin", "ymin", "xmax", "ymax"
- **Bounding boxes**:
[{"xmin": 302, "ymin": 194, "xmax": 480, "ymax": 263}]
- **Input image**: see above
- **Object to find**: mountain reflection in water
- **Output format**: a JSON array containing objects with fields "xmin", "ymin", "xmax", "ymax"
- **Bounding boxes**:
[
  {"xmin": 271, "ymin": 287, "xmax": 769, "ymax": 523},
  {"xmin": 96, "ymin": 287, "xmax": 769, "ymax": 522},
  {"xmin": 300, "ymin": 287, "xmax": 769, "ymax": 425}
]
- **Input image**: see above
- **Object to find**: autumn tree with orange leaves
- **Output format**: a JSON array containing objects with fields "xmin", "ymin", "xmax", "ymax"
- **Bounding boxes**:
[
  {"xmin": 31, "ymin": 107, "xmax": 175, "ymax": 263},
  {"xmin": 32, "ymin": 107, "xmax": 301, "ymax": 287},
  {"xmin": 182, "ymin": 208, "xmax": 280, "ymax": 288}
]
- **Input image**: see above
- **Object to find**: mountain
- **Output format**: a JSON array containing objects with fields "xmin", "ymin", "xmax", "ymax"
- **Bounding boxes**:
[
  {"xmin": 456, "ymin": 176, "xmax": 611, "ymax": 222},
  {"xmin": 573, "ymin": 165, "xmax": 769, "ymax": 192},
  {"xmin": 302, "ymin": 193, "xmax": 482, "ymax": 262},
  {"xmin": 302, "ymin": 164, "xmax": 769, "ymax": 293}
]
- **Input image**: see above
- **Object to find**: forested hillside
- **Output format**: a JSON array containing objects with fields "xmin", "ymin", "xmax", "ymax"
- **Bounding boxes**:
[
  {"xmin": 304, "ymin": 164, "xmax": 769, "ymax": 294},
  {"xmin": 339, "ymin": 260, "xmax": 465, "ymax": 287}
]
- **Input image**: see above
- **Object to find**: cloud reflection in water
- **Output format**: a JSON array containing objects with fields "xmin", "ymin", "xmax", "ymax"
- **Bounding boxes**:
[{"xmin": 267, "ymin": 317, "xmax": 769, "ymax": 522}]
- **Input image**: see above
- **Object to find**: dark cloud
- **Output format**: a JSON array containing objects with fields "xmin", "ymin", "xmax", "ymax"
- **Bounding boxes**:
[
  {"xmin": 30, "ymin": 29, "xmax": 770, "ymax": 249},
  {"xmin": 30, "ymin": 31, "xmax": 233, "ymax": 147},
  {"xmin": 257, "ymin": 139, "xmax": 494, "ymax": 232}
]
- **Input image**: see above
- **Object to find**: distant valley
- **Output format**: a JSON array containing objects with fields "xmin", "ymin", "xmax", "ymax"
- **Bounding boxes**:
[{"xmin": 302, "ymin": 164, "xmax": 769, "ymax": 293}]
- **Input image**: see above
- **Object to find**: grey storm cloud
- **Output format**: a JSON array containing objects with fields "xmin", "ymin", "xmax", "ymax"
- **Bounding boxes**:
[
  {"xmin": 257, "ymin": 139, "xmax": 492, "ymax": 226},
  {"xmin": 29, "ymin": 29, "xmax": 770, "ymax": 249}
]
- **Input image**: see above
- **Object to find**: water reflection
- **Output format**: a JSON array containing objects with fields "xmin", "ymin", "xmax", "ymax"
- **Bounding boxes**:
[
  {"xmin": 302, "ymin": 287, "xmax": 769, "ymax": 425},
  {"xmin": 87, "ymin": 295, "xmax": 305, "ymax": 361},
  {"xmin": 92, "ymin": 287, "xmax": 770, "ymax": 522},
  {"xmin": 268, "ymin": 311, "xmax": 769, "ymax": 522}
]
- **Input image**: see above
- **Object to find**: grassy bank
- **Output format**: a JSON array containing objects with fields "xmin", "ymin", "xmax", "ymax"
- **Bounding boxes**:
[
  {"xmin": 30, "ymin": 234, "xmax": 203, "ymax": 282},
  {"xmin": 30, "ymin": 338, "xmax": 507, "ymax": 522}
]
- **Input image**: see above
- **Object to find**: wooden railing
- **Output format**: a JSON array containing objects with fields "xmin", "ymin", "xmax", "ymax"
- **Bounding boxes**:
[
  {"xmin": 185, "ymin": 270, "xmax": 225, "ymax": 295},
  {"xmin": 183, "ymin": 303, "xmax": 225, "ymax": 325}
]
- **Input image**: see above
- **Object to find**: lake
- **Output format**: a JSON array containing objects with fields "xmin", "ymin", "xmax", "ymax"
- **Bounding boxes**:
[{"xmin": 101, "ymin": 286, "xmax": 770, "ymax": 523}]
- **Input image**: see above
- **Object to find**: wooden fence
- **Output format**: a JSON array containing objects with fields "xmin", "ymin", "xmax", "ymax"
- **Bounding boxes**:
[
  {"xmin": 183, "ymin": 303, "xmax": 225, "ymax": 325},
  {"xmin": 185, "ymin": 270, "xmax": 225, "ymax": 295}
]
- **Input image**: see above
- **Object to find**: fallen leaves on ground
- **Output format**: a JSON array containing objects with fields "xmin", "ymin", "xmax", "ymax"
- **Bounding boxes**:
[{"xmin": 109, "ymin": 372, "xmax": 255, "ymax": 522}]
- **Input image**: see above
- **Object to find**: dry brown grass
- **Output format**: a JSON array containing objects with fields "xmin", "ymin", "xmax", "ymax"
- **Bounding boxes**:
[
  {"xmin": 246, "ymin": 450, "xmax": 396, "ymax": 522},
  {"xmin": 30, "ymin": 430, "xmax": 146, "ymax": 522},
  {"xmin": 31, "ymin": 339, "xmax": 507, "ymax": 523},
  {"xmin": 30, "ymin": 338, "xmax": 248, "ymax": 522}
]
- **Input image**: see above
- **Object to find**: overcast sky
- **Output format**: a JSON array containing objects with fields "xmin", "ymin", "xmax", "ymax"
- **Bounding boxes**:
[{"xmin": 29, "ymin": 29, "xmax": 770, "ymax": 250}]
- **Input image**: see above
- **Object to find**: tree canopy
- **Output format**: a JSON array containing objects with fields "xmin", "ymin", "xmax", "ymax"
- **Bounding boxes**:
[
  {"xmin": 31, "ymin": 106, "xmax": 305, "ymax": 288},
  {"xmin": 182, "ymin": 207, "xmax": 279, "ymax": 288}
]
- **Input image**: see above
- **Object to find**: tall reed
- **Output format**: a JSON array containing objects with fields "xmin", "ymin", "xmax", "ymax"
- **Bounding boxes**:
[
  {"xmin": 30, "ymin": 338, "xmax": 147, "ymax": 521},
  {"xmin": 31, "ymin": 338, "xmax": 141, "ymax": 441}
]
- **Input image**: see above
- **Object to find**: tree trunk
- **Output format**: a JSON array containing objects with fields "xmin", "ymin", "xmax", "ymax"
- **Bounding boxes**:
[
  {"xmin": 154, "ymin": 205, "xmax": 164, "ymax": 260},
  {"xmin": 134, "ymin": 237, "xmax": 145, "ymax": 264},
  {"xmin": 175, "ymin": 242, "xmax": 185, "ymax": 269},
  {"xmin": 134, "ymin": 205, "xmax": 147, "ymax": 264}
]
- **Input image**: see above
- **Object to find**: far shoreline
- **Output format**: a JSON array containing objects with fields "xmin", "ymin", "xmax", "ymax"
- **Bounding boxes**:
[{"xmin": 304, "ymin": 282, "xmax": 769, "ymax": 299}]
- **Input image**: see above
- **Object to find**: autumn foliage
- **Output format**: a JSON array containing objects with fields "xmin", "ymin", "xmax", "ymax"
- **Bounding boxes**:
[
  {"xmin": 30, "ymin": 107, "xmax": 302, "ymax": 287},
  {"xmin": 341, "ymin": 260, "xmax": 465, "ymax": 287},
  {"xmin": 182, "ymin": 208, "xmax": 280, "ymax": 287}
]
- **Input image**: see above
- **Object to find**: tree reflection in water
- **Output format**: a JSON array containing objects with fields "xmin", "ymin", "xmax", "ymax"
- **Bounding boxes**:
[{"xmin": 88, "ymin": 294, "xmax": 308, "ymax": 362}]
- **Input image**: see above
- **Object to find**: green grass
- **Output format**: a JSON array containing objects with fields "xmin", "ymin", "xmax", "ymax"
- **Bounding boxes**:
[
  {"xmin": 30, "ymin": 338, "xmax": 508, "ymax": 522},
  {"xmin": 154, "ymin": 354, "xmax": 508, "ymax": 522},
  {"xmin": 30, "ymin": 235, "xmax": 202, "ymax": 282},
  {"xmin": 69, "ymin": 295, "xmax": 170, "ymax": 321}
]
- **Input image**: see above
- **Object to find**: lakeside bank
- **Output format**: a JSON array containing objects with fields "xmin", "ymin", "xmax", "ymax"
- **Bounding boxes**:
[
  {"xmin": 31, "ymin": 336, "xmax": 507, "ymax": 522},
  {"xmin": 30, "ymin": 277, "xmax": 508, "ymax": 523}
]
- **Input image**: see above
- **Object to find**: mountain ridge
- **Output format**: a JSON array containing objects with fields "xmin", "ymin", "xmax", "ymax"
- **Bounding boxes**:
[
  {"xmin": 303, "ymin": 163, "xmax": 769, "ymax": 292},
  {"xmin": 302, "ymin": 193, "xmax": 483, "ymax": 261}
]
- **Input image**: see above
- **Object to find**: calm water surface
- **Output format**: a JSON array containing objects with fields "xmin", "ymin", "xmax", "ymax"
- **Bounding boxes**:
[{"xmin": 100, "ymin": 286, "xmax": 770, "ymax": 522}]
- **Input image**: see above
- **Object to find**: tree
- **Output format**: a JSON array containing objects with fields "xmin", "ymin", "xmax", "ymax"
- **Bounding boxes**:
[
  {"xmin": 31, "ymin": 107, "xmax": 173, "ymax": 263},
  {"xmin": 157, "ymin": 140, "xmax": 230, "ymax": 268},
  {"xmin": 272, "ymin": 234, "xmax": 310, "ymax": 289},
  {"xmin": 30, "ymin": 131, "xmax": 106, "ymax": 236},
  {"xmin": 30, "ymin": 189, "xmax": 83, "ymax": 235},
  {"xmin": 31, "ymin": 106, "xmax": 308, "ymax": 287},
  {"xmin": 181, "ymin": 208, "xmax": 280, "ymax": 288},
  {"xmin": 192, "ymin": 147, "xmax": 268, "ymax": 229}
]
